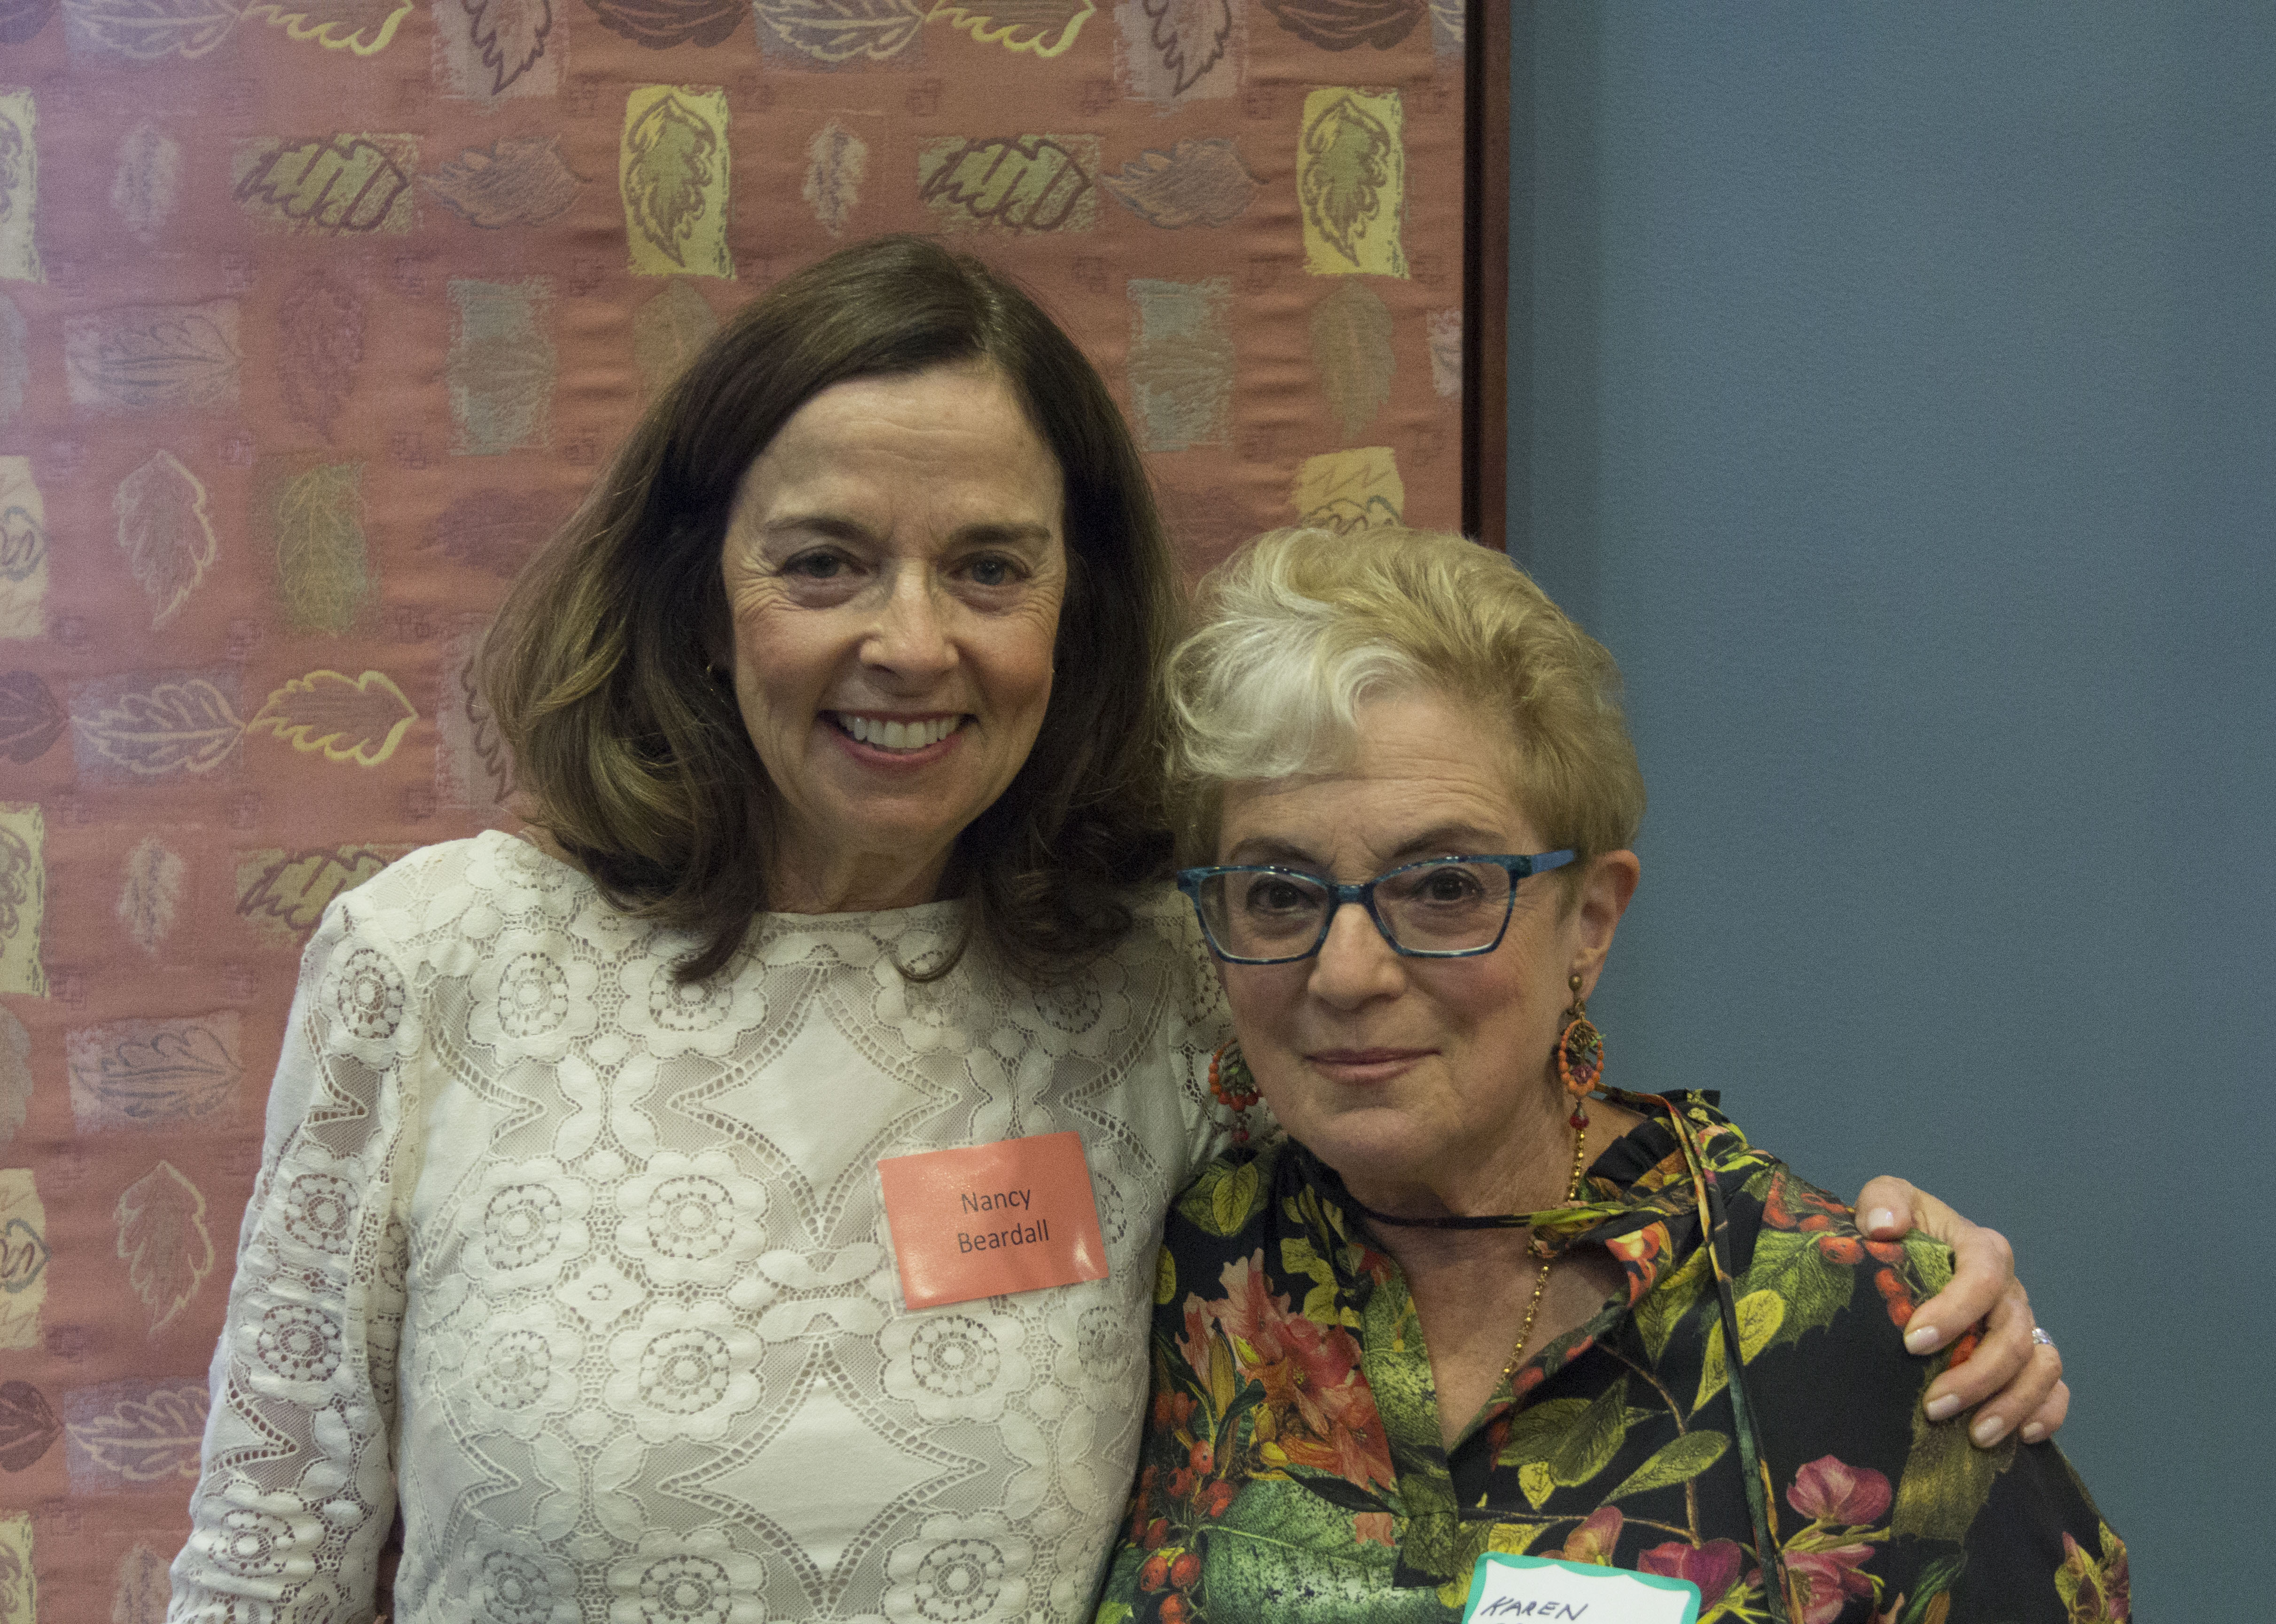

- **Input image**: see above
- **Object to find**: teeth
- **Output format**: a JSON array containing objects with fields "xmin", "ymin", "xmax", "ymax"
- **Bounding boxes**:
[{"xmin": 841, "ymin": 715, "xmax": 958, "ymax": 751}]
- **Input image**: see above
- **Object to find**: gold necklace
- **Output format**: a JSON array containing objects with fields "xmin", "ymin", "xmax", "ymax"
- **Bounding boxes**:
[{"xmin": 1498, "ymin": 1117, "xmax": 1591, "ymax": 1396}]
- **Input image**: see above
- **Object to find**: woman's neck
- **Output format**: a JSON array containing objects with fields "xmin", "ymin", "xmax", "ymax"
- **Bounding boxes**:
[{"xmin": 766, "ymin": 837, "xmax": 956, "ymax": 915}]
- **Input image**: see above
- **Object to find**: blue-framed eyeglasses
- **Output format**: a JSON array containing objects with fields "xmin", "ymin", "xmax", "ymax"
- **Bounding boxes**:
[{"xmin": 1174, "ymin": 852, "xmax": 1577, "ymax": 966}]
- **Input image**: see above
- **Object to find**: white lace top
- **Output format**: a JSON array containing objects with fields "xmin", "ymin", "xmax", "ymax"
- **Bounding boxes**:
[{"xmin": 167, "ymin": 832, "xmax": 1246, "ymax": 1624}]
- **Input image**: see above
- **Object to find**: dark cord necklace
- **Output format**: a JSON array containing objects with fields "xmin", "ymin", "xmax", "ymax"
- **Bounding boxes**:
[{"xmin": 1345, "ymin": 1197, "xmax": 1542, "ymax": 1231}]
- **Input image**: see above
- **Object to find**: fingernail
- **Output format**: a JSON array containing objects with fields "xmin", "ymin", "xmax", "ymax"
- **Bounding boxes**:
[
  {"xmin": 2021, "ymin": 1423, "xmax": 2047, "ymax": 1444},
  {"xmin": 1864, "ymin": 1207, "xmax": 1896, "ymax": 1234},
  {"xmin": 1904, "ymin": 1324, "xmax": 1942, "ymax": 1354},
  {"xmin": 1971, "ymin": 1414, "xmax": 2009, "ymax": 1447},
  {"xmin": 1924, "ymin": 1394, "xmax": 1960, "ymax": 1423}
]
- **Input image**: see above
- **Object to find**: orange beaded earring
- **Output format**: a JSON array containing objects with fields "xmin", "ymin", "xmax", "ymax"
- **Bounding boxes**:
[{"xmin": 1556, "ymin": 972, "xmax": 1603, "ymax": 1129}]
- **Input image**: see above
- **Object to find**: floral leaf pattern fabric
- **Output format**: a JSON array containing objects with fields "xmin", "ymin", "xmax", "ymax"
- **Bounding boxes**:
[
  {"xmin": 1, "ymin": 12, "xmax": 1463, "ymax": 1614},
  {"xmin": 1098, "ymin": 1091, "xmax": 2120, "ymax": 1624}
]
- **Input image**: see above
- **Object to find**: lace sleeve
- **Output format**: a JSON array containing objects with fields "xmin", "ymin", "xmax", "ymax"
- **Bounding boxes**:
[{"xmin": 167, "ymin": 896, "xmax": 422, "ymax": 1623}]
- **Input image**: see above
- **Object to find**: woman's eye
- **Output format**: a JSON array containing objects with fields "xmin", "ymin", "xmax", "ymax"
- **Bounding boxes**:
[
  {"xmin": 1419, "ymin": 868, "xmax": 1485, "ymax": 903},
  {"xmin": 1247, "ymin": 879, "xmax": 1315, "ymax": 914},
  {"xmin": 965, "ymin": 555, "xmax": 1020, "ymax": 588},
  {"xmin": 784, "ymin": 551, "xmax": 847, "ymax": 580}
]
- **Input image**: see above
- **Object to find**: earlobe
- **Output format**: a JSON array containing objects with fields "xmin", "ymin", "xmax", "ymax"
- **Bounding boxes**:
[{"xmin": 1571, "ymin": 850, "xmax": 1641, "ymax": 989}]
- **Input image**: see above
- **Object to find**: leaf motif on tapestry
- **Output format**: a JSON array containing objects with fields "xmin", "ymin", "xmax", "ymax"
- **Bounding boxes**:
[
  {"xmin": 233, "ymin": 136, "xmax": 416, "ymax": 234},
  {"xmin": 448, "ymin": 280, "xmax": 556, "ymax": 452},
  {"xmin": 271, "ymin": 462, "xmax": 371, "ymax": 633},
  {"xmin": 117, "ymin": 836, "xmax": 185, "ymax": 957},
  {"xmin": 235, "ymin": 846, "xmax": 405, "ymax": 935},
  {"xmin": 277, "ymin": 268, "xmax": 364, "ymax": 440},
  {"xmin": 1261, "ymin": 0, "xmax": 1420, "ymax": 51},
  {"xmin": 0, "ymin": 673, "xmax": 62, "ymax": 765},
  {"xmin": 109, "ymin": 123, "xmax": 182, "ymax": 241},
  {"xmin": 585, "ymin": 0, "xmax": 742, "ymax": 47},
  {"xmin": 240, "ymin": 0, "xmax": 412, "ymax": 51},
  {"xmin": 1292, "ymin": 445, "xmax": 1404, "ymax": 534},
  {"xmin": 68, "ymin": 1016, "xmax": 242, "ymax": 1128},
  {"xmin": 438, "ymin": 627, "xmax": 515, "ymax": 810},
  {"xmin": 0, "ymin": 295, "xmax": 24, "ymax": 426},
  {"xmin": 1299, "ymin": 92, "xmax": 1396, "ymax": 267},
  {"xmin": 461, "ymin": 0, "xmax": 551, "ymax": 90},
  {"xmin": 0, "ymin": 111, "xmax": 22, "ymax": 230},
  {"xmin": 927, "ymin": 0, "xmax": 1095, "ymax": 58},
  {"xmin": 248, "ymin": 669, "xmax": 417, "ymax": 767},
  {"xmin": 62, "ymin": 1384, "xmax": 207, "ymax": 1484},
  {"xmin": 804, "ymin": 121, "xmax": 869, "ymax": 239},
  {"xmin": 0, "ymin": 0, "xmax": 56, "ymax": 44},
  {"xmin": 1425, "ymin": 0, "xmax": 1457, "ymax": 48},
  {"xmin": 60, "ymin": 0, "xmax": 240, "ymax": 61},
  {"xmin": 0, "ymin": 826, "xmax": 29, "ymax": 945},
  {"xmin": 1126, "ymin": 277, "xmax": 1234, "ymax": 452},
  {"xmin": 1139, "ymin": 0, "xmax": 1233, "ymax": 99},
  {"xmin": 1309, "ymin": 279, "xmax": 1394, "ymax": 441},
  {"xmin": 425, "ymin": 135, "xmax": 580, "ymax": 228},
  {"xmin": 1104, "ymin": 137, "xmax": 1259, "ymax": 229},
  {"xmin": 72, "ymin": 679, "xmax": 245, "ymax": 777},
  {"xmin": 918, "ymin": 135, "xmax": 1099, "ymax": 234},
  {"xmin": 115, "ymin": 1162, "xmax": 214, "ymax": 1334},
  {"xmin": 114, "ymin": 451, "xmax": 219, "ymax": 628},
  {"xmin": 0, "ymin": 1172, "xmax": 46, "ymax": 1350},
  {"xmin": 754, "ymin": 0, "xmax": 926, "ymax": 63},
  {"xmin": 64, "ymin": 301, "xmax": 241, "ymax": 413},
  {"xmin": 623, "ymin": 94, "xmax": 720, "ymax": 270},
  {"xmin": 112, "ymin": 1545, "xmax": 171, "ymax": 1624},
  {"xmin": 0, "ymin": 1382, "xmax": 57, "ymax": 1472},
  {"xmin": 1425, "ymin": 307, "xmax": 1460, "ymax": 400},
  {"xmin": 0, "ymin": 1219, "xmax": 45, "ymax": 1298},
  {"xmin": 432, "ymin": 486, "xmax": 565, "ymax": 575},
  {"xmin": 0, "ymin": 1010, "xmax": 26, "ymax": 1153},
  {"xmin": 0, "ymin": 98, "xmax": 33, "ymax": 284},
  {"xmin": 0, "ymin": 503, "xmax": 40, "ymax": 583}
]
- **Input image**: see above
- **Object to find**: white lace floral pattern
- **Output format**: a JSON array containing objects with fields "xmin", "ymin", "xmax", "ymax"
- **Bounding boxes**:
[{"xmin": 167, "ymin": 832, "xmax": 1246, "ymax": 1623}]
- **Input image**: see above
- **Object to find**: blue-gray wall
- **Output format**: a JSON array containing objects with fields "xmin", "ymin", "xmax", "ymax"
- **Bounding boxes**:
[{"xmin": 1515, "ymin": 7, "xmax": 2274, "ymax": 1612}]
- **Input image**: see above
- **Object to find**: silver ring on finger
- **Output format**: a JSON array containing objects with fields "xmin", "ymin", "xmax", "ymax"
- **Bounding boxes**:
[{"xmin": 2031, "ymin": 1326, "xmax": 2054, "ymax": 1347}]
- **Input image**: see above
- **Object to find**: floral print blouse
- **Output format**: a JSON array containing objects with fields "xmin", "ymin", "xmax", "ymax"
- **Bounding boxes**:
[{"xmin": 1093, "ymin": 1082, "xmax": 2123, "ymax": 1624}]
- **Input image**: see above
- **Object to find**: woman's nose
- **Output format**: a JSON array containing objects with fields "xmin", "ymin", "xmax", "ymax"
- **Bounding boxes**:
[
  {"xmin": 862, "ymin": 567, "xmax": 955, "ymax": 677},
  {"xmin": 1306, "ymin": 900, "xmax": 1404, "ymax": 1007}
]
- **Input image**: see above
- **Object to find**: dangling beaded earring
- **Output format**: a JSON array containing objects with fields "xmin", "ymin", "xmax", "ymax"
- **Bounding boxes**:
[{"xmin": 1556, "ymin": 972, "xmax": 1603, "ymax": 1129}]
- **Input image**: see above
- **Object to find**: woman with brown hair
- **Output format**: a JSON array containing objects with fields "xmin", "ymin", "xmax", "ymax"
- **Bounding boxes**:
[{"xmin": 166, "ymin": 238, "xmax": 2061, "ymax": 1624}]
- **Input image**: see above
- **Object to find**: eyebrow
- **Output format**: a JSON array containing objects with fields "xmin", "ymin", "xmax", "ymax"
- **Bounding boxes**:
[
  {"xmin": 757, "ymin": 514, "xmax": 1058, "ymax": 549},
  {"xmin": 1225, "ymin": 824, "xmax": 1510, "ymax": 870}
]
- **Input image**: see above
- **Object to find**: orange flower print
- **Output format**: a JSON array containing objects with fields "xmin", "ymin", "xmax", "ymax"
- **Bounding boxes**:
[{"xmin": 1183, "ymin": 1249, "xmax": 1395, "ymax": 1493}]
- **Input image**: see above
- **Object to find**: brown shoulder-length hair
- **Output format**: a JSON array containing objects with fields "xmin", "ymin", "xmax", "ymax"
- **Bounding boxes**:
[{"xmin": 482, "ymin": 235, "xmax": 1179, "ymax": 983}]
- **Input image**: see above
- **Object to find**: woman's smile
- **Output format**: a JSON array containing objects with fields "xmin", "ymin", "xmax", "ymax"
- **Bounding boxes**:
[
  {"xmin": 1304, "ymin": 1046, "xmax": 1436, "ymax": 1085},
  {"xmin": 825, "ymin": 710, "xmax": 969, "ymax": 758}
]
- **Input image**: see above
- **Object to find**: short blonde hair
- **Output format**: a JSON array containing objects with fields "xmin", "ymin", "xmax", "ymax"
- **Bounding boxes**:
[{"xmin": 1163, "ymin": 527, "xmax": 1646, "ymax": 886}]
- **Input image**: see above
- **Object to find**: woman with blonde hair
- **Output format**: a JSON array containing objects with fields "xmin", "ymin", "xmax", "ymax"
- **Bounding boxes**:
[{"xmin": 1099, "ymin": 527, "xmax": 2112, "ymax": 1623}]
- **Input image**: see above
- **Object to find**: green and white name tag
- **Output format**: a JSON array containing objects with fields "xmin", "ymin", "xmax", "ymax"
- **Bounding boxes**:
[{"xmin": 1461, "ymin": 1554, "xmax": 1700, "ymax": 1624}]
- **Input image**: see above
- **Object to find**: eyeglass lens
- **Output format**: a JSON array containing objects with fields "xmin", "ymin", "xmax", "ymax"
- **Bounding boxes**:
[{"xmin": 1197, "ymin": 861, "xmax": 1516, "ymax": 959}]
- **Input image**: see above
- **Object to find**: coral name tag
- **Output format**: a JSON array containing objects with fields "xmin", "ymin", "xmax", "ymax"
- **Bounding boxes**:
[
  {"xmin": 1462, "ymin": 1555, "xmax": 1700, "ymax": 1624},
  {"xmin": 877, "ymin": 1132, "xmax": 1110, "ymax": 1310}
]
